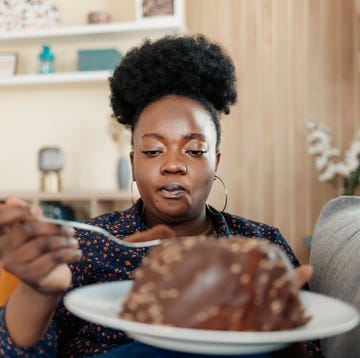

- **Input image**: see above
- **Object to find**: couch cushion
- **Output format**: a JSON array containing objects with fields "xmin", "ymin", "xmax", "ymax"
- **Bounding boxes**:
[{"xmin": 310, "ymin": 196, "xmax": 360, "ymax": 358}]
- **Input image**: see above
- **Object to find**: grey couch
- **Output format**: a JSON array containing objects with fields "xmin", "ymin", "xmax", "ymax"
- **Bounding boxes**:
[{"xmin": 309, "ymin": 196, "xmax": 360, "ymax": 358}]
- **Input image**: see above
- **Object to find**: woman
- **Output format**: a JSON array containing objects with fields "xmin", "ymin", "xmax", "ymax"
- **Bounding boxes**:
[{"xmin": 0, "ymin": 35, "xmax": 320, "ymax": 357}]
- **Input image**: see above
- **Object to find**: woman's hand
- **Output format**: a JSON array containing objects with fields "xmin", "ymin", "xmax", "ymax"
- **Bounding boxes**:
[
  {"xmin": 294, "ymin": 264, "xmax": 313, "ymax": 288},
  {"xmin": 0, "ymin": 197, "xmax": 83, "ymax": 347},
  {"xmin": 0, "ymin": 197, "xmax": 82, "ymax": 295},
  {"xmin": 124, "ymin": 224, "xmax": 176, "ymax": 244}
]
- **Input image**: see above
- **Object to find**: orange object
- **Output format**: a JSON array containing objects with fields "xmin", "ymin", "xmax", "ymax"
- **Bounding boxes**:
[{"xmin": 0, "ymin": 269, "xmax": 19, "ymax": 306}]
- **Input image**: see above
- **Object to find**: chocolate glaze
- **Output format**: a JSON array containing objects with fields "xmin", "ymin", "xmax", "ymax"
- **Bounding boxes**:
[{"xmin": 120, "ymin": 236, "xmax": 311, "ymax": 331}]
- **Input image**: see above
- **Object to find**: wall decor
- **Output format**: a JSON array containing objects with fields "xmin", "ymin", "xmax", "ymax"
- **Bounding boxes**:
[
  {"xmin": 0, "ymin": 0, "xmax": 60, "ymax": 31},
  {"xmin": 136, "ymin": 0, "xmax": 182, "ymax": 23},
  {"xmin": 87, "ymin": 11, "xmax": 112, "ymax": 24},
  {"xmin": 107, "ymin": 114, "xmax": 132, "ymax": 191},
  {"xmin": 0, "ymin": 53, "xmax": 17, "ymax": 77},
  {"xmin": 38, "ymin": 146, "xmax": 64, "ymax": 193}
]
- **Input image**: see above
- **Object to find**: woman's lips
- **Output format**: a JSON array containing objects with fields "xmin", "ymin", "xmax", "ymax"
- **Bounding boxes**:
[{"xmin": 159, "ymin": 184, "xmax": 186, "ymax": 199}]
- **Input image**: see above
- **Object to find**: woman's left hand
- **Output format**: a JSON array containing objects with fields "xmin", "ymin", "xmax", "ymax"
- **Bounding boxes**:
[
  {"xmin": 294, "ymin": 265, "xmax": 313, "ymax": 288},
  {"xmin": 124, "ymin": 224, "xmax": 175, "ymax": 244}
]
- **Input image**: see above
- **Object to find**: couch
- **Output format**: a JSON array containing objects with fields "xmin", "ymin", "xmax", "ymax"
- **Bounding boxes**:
[{"xmin": 309, "ymin": 196, "xmax": 360, "ymax": 358}]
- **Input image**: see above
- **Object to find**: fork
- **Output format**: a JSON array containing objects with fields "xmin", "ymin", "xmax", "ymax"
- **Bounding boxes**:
[{"xmin": 38, "ymin": 217, "xmax": 161, "ymax": 248}]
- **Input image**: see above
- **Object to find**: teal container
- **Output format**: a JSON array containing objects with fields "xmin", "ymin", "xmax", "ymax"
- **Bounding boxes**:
[
  {"xmin": 39, "ymin": 45, "xmax": 55, "ymax": 74},
  {"xmin": 78, "ymin": 49, "xmax": 121, "ymax": 71}
]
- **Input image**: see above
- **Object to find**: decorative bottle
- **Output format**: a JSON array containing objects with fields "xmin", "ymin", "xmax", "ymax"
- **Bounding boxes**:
[{"xmin": 39, "ymin": 45, "xmax": 55, "ymax": 74}]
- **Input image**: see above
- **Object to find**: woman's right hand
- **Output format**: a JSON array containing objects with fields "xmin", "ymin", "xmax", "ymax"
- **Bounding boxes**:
[{"xmin": 0, "ymin": 197, "xmax": 82, "ymax": 295}]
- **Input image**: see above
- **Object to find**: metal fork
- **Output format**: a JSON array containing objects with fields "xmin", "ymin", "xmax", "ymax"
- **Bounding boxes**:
[{"xmin": 38, "ymin": 217, "xmax": 161, "ymax": 248}]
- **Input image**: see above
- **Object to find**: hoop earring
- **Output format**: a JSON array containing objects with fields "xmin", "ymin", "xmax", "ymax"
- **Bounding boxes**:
[
  {"xmin": 131, "ymin": 180, "xmax": 145, "ymax": 215},
  {"xmin": 130, "ymin": 180, "xmax": 136, "ymax": 206},
  {"xmin": 206, "ymin": 175, "xmax": 228, "ymax": 213}
]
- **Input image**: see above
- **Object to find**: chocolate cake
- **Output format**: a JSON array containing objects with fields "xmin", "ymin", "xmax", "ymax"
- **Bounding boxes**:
[{"xmin": 120, "ymin": 236, "xmax": 310, "ymax": 331}]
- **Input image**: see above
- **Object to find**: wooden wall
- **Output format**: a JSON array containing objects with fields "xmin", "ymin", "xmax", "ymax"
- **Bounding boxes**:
[{"xmin": 185, "ymin": 0, "xmax": 360, "ymax": 263}]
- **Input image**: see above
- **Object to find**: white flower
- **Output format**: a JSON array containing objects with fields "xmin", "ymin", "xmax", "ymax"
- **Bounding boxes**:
[
  {"xmin": 307, "ymin": 129, "xmax": 330, "ymax": 144},
  {"xmin": 308, "ymin": 121, "xmax": 318, "ymax": 130},
  {"xmin": 314, "ymin": 148, "xmax": 340, "ymax": 170},
  {"xmin": 307, "ymin": 121, "xmax": 360, "ymax": 193},
  {"xmin": 318, "ymin": 163, "xmax": 337, "ymax": 181},
  {"xmin": 332, "ymin": 163, "xmax": 352, "ymax": 177},
  {"xmin": 347, "ymin": 140, "xmax": 360, "ymax": 159}
]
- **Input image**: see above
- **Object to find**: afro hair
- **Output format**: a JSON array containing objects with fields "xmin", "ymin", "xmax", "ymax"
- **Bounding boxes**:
[{"xmin": 109, "ymin": 34, "xmax": 237, "ymax": 145}]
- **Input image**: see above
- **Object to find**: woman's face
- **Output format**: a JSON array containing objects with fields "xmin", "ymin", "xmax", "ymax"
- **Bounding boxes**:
[{"xmin": 130, "ymin": 95, "xmax": 220, "ymax": 224}]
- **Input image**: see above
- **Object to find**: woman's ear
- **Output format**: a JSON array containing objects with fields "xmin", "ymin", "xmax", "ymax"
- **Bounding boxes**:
[
  {"xmin": 215, "ymin": 152, "xmax": 221, "ymax": 171},
  {"xmin": 129, "ymin": 151, "xmax": 135, "ymax": 180}
]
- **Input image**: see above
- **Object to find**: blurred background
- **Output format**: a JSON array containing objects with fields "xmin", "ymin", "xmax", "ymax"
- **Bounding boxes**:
[{"xmin": 0, "ymin": 0, "xmax": 359, "ymax": 264}]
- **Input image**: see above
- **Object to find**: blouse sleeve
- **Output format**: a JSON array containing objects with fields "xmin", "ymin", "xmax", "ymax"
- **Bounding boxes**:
[
  {"xmin": 270, "ymin": 228, "xmax": 301, "ymax": 268},
  {"xmin": 0, "ymin": 304, "xmax": 58, "ymax": 357}
]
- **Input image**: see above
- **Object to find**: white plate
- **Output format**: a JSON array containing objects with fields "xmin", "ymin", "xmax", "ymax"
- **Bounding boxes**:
[{"xmin": 64, "ymin": 281, "xmax": 360, "ymax": 355}]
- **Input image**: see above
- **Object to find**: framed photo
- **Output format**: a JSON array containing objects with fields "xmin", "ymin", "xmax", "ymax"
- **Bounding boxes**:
[
  {"xmin": 0, "ymin": 53, "xmax": 18, "ymax": 77},
  {"xmin": 136, "ymin": 0, "xmax": 183, "ymax": 24}
]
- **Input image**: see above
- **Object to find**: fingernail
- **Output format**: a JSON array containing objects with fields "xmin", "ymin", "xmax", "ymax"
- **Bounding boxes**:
[
  {"xmin": 67, "ymin": 237, "xmax": 79, "ymax": 247},
  {"xmin": 74, "ymin": 249, "xmax": 83, "ymax": 260},
  {"xmin": 30, "ymin": 206, "xmax": 42, "ymax": 217},
  {"xmin": 63, "ymin": 226, "xmax": 75, "ymax": 236}
]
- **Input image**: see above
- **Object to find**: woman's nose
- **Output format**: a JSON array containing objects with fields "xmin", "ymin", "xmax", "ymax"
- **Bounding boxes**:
[{"xmin": 160, "ymin": 153, "xmax": 187, "ymax": 175}]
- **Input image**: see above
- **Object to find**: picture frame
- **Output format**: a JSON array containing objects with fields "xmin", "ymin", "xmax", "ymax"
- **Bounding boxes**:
[
  {"xmin": 0, "ymin": 53, "xmax": 18, "ymax": 77},
  {"xmin": 136, "ymin": 0, "xmax": 183, "ymax": 24}
]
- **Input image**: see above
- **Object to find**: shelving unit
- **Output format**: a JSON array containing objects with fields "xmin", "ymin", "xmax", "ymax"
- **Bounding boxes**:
[
  {"xmin": 0, "ymin": 20, "xmax": 184, "ymax": 86},
  {"xmin": 0, "ymin": 20, "xmax": 185, "ymax": 41},
  {"xmin": 0, "ymin": 70, "xmax": 112, "ymax": 86},
  {"xmin": 0, "ymin": 191, "xmax": 132, "ymax": 218}
]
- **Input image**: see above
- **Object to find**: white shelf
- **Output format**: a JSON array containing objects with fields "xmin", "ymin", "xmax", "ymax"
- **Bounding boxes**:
[
  {"xmin": 0, "ymin": 20, "xmax": 185, "ymax": 41},
  {"xmin": 0, "ymin": 191, "xmax": 131, "ymax": 201},
  {"xmin": 0, "ymin": 191, "xmax": 132, "ymax": 218},
  {"xmin": 0, "ymin": 70, "xmax": 112, "ymax": 86}
]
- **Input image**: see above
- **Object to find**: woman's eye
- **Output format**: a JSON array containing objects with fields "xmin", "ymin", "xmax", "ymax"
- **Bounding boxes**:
[
  {"xmin": 187, "ymin": 150, "xmax": 207, "ymax": 157},
  {"xmin": 142, "ymin": 150, "xmax": 162, "ymax": 157}
]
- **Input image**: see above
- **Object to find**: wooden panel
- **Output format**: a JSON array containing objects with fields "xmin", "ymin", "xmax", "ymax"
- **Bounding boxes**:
[
  {"xmin": 185, "ymin": 0, "xmax": 360, "ymax": 263},
  {"xmin": 260, "ymin": 0, "xmax": 275, "ymax": 226},
  {"xmin": 291, "ymin": 0, "xmax": 308, "ymax": 258},
  {"xmin": 273, "ymin": 0, "xmax": 293, "ymax": 242}
]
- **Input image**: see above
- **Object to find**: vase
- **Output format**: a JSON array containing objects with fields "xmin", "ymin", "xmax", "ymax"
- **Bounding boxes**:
[{"xmin": 117, "ymin": 157, "xmax": 131, "ymax": 190}]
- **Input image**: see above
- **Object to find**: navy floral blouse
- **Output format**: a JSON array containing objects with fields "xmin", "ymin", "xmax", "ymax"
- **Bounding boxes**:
[{"xmin": 0, "ymin": 201, "xmax": 321, "ymax": 357}]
